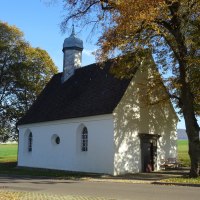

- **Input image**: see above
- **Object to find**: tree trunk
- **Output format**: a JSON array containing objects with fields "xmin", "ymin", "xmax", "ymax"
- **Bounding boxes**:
[
  {"xmin": 182, "ymin": 91, "xmax": 200, "ymax": 177},
  {"xmin": 177, "ymin": 41, "xmax": 200, "ymax": 177},
  {"xmin": 177, "ymin": 44, "xmax": 200, "ymax": 177},
  {"xmin": 165, "ymin": 1, "xmax": 200, "ymax": 177},
  {"xmin": 188, "ymin": 140, "xmax": 199, "ymax": 177}
]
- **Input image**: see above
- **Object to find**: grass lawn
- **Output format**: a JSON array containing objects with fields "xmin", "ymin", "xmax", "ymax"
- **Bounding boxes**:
[
  {"xmin": 177, "ymin": 140, "xmax": 190, "ymax": 167},
  {"xmin": 0, "ymin": 144, "xmax": 18, "ymax": 162},
  {"xmin": 161, "ymin": 176, "xmax": 200, "ymax": 184}
]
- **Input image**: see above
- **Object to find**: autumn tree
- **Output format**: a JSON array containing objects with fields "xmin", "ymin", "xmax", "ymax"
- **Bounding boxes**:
[
  {"xmin": 0, "ymin": 21, "xmax": 58, "ymax": 141},
  {"xmin": 57, "ymin": 0, "xmax": 200, "ymax": 177}
]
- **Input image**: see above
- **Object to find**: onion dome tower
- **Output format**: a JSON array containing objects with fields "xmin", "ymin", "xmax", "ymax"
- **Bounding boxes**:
[{"xmin": 62, "ymin": 25, "xmax": 83, "ymax": 82}]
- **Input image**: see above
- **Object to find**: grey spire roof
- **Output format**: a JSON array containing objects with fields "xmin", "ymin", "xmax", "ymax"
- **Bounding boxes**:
[{"xmin": 63, "ymin": 26, "xmax": 83, "ymax": 51}]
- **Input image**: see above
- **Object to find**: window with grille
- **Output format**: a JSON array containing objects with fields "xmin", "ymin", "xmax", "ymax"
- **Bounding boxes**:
[
  {"xmin": 28, "ymin": 132, "xmax": 32, "ymax": 152},
  {"xmin": 81, "ymin": 127, "xmax": 88, "ymax": 152}
]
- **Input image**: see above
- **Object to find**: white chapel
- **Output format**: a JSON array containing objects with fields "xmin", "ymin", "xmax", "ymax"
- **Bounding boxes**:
[{"xmin": 17, "ymin": 28, "xmax": 178, "ymax": 175}]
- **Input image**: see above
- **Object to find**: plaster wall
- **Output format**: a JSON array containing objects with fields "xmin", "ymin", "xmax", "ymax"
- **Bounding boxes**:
[
  {"xmin": 18, "ymin": 114, "xmax": 114, "ymax": 174},
  {"xmin": 113, "ymin": 62, "xmax": 178, "ymax": 175}
]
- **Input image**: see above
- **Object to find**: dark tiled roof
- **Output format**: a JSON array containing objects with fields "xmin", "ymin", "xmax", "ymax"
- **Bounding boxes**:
[{"xmin": 18, "ymin": 62, "xmax": 131, "ymax": 125}]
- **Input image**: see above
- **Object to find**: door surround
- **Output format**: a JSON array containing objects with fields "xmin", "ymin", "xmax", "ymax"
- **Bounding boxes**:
[{"xmin": 139, "ymin": 133, "xmax": 160, "ymax": 172}]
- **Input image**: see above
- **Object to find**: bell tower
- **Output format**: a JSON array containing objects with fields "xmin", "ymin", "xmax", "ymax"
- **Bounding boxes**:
[{"xmin": 62, "ymin": 26, "xmax": 83, "ymax": 82}]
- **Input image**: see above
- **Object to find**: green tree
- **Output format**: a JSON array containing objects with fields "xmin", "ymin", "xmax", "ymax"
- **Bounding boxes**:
[
  {"xmin": 0, "ymin": 21, "xmax": 25, "ymax": 141},
  {"xmin": 13, "ymin": 47, "xmax": 58, "ymax": 118},
  {"xmin": 0, "ymin": 21, "xmax": 58, "ymax": 141},
  {"xmin": 59, "ymin": 0, "xmax": 200, "ymax": 177}
]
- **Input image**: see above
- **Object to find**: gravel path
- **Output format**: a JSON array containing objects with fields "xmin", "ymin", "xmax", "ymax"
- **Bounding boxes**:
[{"xmin": 0, "ymin": 190, "xmax": 114, "ymax": 200}]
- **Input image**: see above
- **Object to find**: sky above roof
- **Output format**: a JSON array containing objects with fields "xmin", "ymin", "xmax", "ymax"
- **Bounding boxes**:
[
  {"xmin": 0, "ymin": 0, "xmax": 192, "ymax": 129},
  {"xmin": 0, "ymin": 0, "xmax": 97, "ymax": 72}
]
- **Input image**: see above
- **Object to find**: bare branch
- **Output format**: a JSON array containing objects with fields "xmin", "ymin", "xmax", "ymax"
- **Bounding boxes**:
[{"xmin": 61, "ymin": 0, "xmax": 100, "ymax": 30}]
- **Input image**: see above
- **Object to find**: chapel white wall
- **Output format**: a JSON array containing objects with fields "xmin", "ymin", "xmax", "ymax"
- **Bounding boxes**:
[
  {"xmin": 113, "ymin": 60, "xmax": 178, "ymax": 175},
  {"xmin": 18, "ymin": 114, "xmax": 114, "ymax": 175}
]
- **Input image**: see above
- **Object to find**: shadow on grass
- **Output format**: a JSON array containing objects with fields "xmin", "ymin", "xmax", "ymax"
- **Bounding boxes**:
[
  {"xmin": 0, "ymin": 161, "xmax": 191, "ymax": 182},
  {"xmin": 0, "ymin": 161, "xmax": 17, "ymax": 168},
  {"xmin": 0, "ymin": 161, "xmax": 109, "ymax": 180}
]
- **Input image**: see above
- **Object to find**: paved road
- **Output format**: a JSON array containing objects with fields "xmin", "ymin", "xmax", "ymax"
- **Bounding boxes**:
[{"xmin": 0, "ymin": 175, "xmax": 200, "ymax": 200}]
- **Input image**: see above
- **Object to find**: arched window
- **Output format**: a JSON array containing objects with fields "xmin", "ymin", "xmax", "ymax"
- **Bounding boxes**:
[
  {"xmin": 28, "ymin": 132, "xmax": 32, "ymax": 152},
  {"xmin": 81, "ymin": 127, "xmax": 88, "ymax": 152}
]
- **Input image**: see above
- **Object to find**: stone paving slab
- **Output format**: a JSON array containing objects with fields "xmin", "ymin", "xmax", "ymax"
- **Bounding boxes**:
[{"xmin": 0, "ymin": 190, "xmax": 115, "ymax": 200}]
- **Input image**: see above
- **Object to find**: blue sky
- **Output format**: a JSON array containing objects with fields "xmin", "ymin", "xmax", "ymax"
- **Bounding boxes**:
[
  {"xmin": 0, "ymin": 0, "xmax": 191, "ymax": 129},
  {"xmin": 0, "ymin": 0, "xmax": 97, "ymax": 71}
]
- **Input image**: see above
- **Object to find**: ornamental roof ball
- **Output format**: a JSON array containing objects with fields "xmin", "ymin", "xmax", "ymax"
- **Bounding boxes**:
[{"xmin": 63, "ymin": 26, "xmax": 83, "ymax": 51}]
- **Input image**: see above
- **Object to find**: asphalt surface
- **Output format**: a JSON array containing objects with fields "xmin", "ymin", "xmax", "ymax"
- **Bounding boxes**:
[{"xmin": 0, "ymin": 175, "xmax": 200, "ymax": 200}]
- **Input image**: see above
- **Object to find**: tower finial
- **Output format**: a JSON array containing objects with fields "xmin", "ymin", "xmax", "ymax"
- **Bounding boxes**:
[{"xmin": 71, "ymin": 24, "xmax": 75, "ymax": 37}]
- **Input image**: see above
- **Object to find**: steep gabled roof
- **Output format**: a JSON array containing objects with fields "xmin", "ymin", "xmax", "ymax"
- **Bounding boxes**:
[{"xmin": 18, "ymin": 61, "xmax": 132, "ymax": 125}]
